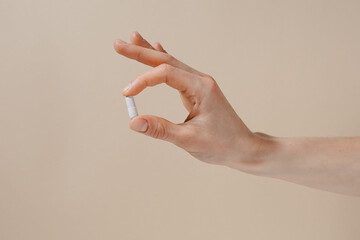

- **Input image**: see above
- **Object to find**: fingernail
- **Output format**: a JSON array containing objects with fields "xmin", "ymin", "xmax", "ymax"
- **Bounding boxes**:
[
  {"xmin": 122, "ymin": 83, "xmax": 132, "ymax": 93},
  {"xmin": 130, "ymin": 118, "xmax": 148, "ymax": 132},
  {"xmin": 115, "ymin": 39, "xmax": 126, "ymax": 45}
]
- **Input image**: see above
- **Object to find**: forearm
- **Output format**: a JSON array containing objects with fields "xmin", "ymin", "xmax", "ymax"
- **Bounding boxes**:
[{"xmin": 230, "ymin": 135, "xmax": 360, "ymax": 196}]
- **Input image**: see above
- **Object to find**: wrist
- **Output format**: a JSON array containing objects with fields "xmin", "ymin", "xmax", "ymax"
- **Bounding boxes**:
[{"xmin": 227, "ymin": 132, "xmax": 288, "ymax": 176}]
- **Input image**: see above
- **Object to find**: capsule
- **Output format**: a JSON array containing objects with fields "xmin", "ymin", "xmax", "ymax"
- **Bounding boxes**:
[{"xmin": 125, "ymin": 96, "xmax": 138, "ymax": 119}]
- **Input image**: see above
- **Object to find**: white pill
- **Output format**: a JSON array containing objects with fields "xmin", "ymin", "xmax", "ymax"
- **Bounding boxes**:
[{"xmin": 125, "ymin": 96, "xmax": 138, "ymax": 119}]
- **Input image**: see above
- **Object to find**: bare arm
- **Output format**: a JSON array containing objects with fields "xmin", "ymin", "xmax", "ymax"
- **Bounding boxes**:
[
  {"xmin": 246, "ymin": 135, "xmax": 360, "ymax": 196},
  {"xmin": 114, "ymin": 31, "xmax": 360, "ymax": 196}
]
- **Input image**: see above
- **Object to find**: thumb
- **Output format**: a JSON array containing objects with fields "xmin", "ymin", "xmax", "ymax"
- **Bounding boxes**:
[{"xmin": 129, "ymin": 115, "xmax": 183, "ymax": 143}]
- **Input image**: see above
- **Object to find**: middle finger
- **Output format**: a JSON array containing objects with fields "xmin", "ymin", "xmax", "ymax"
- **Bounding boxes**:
[
  {"xmin": 130, "ymin": 31, "xmax": 156, "ymax": 50},
  {"xmin": 114, "ymin": 40, "xmax": 205, "ymax": 76}
]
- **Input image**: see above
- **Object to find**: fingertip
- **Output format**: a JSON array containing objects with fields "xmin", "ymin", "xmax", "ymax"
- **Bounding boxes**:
[
  {"xmin": 122, "ymin": 89, "xmax": 133, "ymax": 97},
  {"xmin": 153, "ymin": 42, "xmax": 160, "ymax": 49},
  {"xmin": 114, "ymin": 39, "xmax": 127, "ymax": 46},
  {"xmin": 114, "ymin": 39, "xmax": 128, "ymax": 53},
  {"xmin": 130, "ymin": 31, "xmax": 142, "ymax": 41},
  {"xmin": 122, "ymin": 89, "xmax": 138, "ymax": 97},
  {"xmin": 129, "ymin": 117, "xmax": 148, "ymax": 132},
  {"xmin": 122, "ymin": 82, "xmax": 133, "ymax": 96},
  {"xmin": 153, "ymin": 42, "xmax": 166, "ymax": 53}
]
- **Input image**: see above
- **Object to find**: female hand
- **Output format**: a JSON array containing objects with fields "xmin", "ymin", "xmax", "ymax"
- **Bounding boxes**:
[
  {"xmin": 114, "ymin": 32, "xmax": 271, "ymax": 173},
  {"xmin": 114, "ymin": 32, "xmax": 360, "ymax": 196}
]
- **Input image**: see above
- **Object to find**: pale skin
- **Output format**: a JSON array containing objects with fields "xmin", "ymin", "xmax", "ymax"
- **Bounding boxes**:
[{"xmin": 114, "ymin": 31, "xmax": 360, "ymax": 196}]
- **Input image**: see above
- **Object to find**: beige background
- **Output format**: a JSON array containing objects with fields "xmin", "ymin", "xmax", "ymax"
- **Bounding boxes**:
[{"xmin": 1, "ymin": 0, "xmax": 360, "ymax": 239}]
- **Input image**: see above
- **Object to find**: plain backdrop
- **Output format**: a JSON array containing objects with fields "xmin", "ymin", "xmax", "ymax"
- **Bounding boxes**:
[{"xmin": 1, "ymin": 0, "xmax": 360, "ymax": 239}]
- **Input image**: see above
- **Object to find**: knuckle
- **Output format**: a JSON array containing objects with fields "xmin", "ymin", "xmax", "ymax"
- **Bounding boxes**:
[
  {"xmin": 158, "ymin": 63, "xmax": 173, "ymax": 72},
  {"xmin": 174, "ymin": 125, "xmax": 194, "ymax": 145},
  {"xmin": 158, "ymin": 64, "xmax": 175, "ymax": 82},
  {"xmin": 164, "ymin": 53, "xmax": 175, "ymax": 63},
  {"xmin": 202, "ymin": 75, "xmax": 218, "ymax": 91},
  {"xmin": 135, "ymin": 50, "xmax": 142, "ymax": 61},
  {"xmin": 147, "ymin": 121, "xmax": 169, "ymax": 140},
  {"xmin": 179, "ymin": 129, "xmax": 199, "ymax": 151}
]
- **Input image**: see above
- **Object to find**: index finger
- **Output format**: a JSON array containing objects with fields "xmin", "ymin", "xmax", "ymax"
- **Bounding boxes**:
[
  {"xmin": 114, "ymin": 39, "xmax": 204, "ymax": 76},
  {"xmin": 122, "ymin": 64, "xmax": 202, "ymax": 98}
]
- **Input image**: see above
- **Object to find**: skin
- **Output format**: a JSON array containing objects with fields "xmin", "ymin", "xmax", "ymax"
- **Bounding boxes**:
[{"xmin": 114, "ymin": 31, "xmax": 360, "ymax": 196}]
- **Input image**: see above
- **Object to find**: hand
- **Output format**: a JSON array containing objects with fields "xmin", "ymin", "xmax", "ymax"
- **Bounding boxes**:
[
  {"xmin": 114, "ymin": 32, "xmax": 270, "ymax": 172},
  {"xmin": 114, "ymin": 32, "xmax": 360, "ymax": 196}
]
